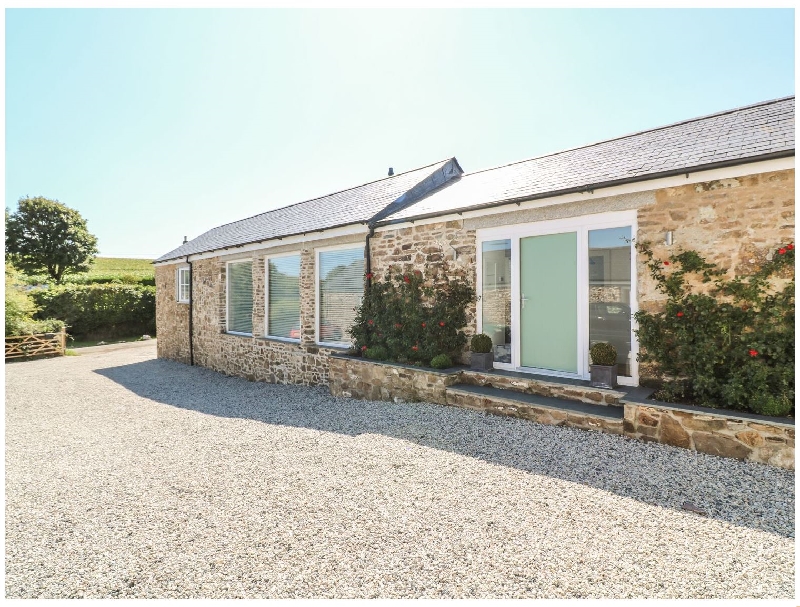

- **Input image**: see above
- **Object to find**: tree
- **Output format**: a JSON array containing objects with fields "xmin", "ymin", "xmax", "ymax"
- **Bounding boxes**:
[{"xmin": 6, "ymin": 196, "xmax": 99, "ymax": 284}]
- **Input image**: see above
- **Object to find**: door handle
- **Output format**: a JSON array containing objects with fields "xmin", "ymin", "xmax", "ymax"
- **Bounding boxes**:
[{"xmin": 521, "ymin": 294, "xmax": 529, "ymax": 309}]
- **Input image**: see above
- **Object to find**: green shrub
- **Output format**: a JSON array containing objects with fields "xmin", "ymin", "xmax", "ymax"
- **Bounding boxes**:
[
  {"xmin": 430, "ymin": 354, "xmax": 453, "ymax": 369},
  {"xmin": 470, "ymin": 333, "xmax": 493, "ymax": 353},
  {"xmin": 351, "ymin": 261, "xmax": 474, "ymax": 365},
  {"xmin": 364, "ymin": 345, "xmax": 389, "ymax": 361},
  {"xmin": 589, "ymin": 342, "xmax": 617, "ymax": 366},
  {"xmin": 31, "ymin": 283, "xmax": 156, "ymax": 339},
  {"xmin": 635, "ymin": 241, "xmax": 794, "ymax": 417}
]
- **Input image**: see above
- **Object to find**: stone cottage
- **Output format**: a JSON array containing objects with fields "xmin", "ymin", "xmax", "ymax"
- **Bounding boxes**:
[
  {"xmin": 154, "ymin": 96, "xmax": 795, "ymax": 467},
  {"xmin": 156, "ymin": 95, "xmax": 793, "ymax": 384}
]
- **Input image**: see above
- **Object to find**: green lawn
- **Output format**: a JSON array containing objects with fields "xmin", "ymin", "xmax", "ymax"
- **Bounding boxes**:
[
  {"xmin": 68, "ymin": 335, "xmax": 150, "ymax": 348},
  {"xmin": 22, "ymin": 257, "xmax": 154, "ymax": 285}
]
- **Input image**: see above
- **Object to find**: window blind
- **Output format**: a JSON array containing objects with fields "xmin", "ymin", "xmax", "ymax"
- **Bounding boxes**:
[
  {"xmin": 268, "ymin": 255, "xmax": 301, "ymax": 339},
  {"xmin": 227, "ymin": 261, "xmax": 253, "ymax": 334},
  {"xmin": 318, "ymin": 248, "xmax": 364, "ymax": 345}
]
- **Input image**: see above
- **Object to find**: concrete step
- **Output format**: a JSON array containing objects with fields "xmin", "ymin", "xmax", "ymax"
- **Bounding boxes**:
[
  {"xmin": 461, "ymin": 369, "xmax": 627, "ymax": 406},
  {"xmin": 446, "ymin": 383, "xmax": 624, "ymax": 435}
]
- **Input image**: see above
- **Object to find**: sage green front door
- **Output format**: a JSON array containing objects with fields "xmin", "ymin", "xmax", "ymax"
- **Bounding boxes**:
[{"xmin": 520, "ymin": 232, "xmax": 578, "ymax": 372}]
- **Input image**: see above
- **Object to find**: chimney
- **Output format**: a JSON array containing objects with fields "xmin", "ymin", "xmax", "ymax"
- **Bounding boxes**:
[
  {"xmin": 388, "ymin": 167, "xmax": 394, "ymax": 177},
  {"xmin": 183, "ymin": 236, "xmax": 188, "ymax": 244}
]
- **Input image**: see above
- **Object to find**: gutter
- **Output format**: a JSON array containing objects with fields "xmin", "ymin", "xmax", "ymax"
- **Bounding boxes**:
[
  {"xmin": 373, "ymin": 150, "xmax": 795, "ymax": 227},
  {"xmin": 186, "ymin": 256, "xmax": 194, "ymax": 366}
]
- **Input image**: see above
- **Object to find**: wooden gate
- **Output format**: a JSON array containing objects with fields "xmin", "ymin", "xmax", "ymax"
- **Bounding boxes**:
[{"xmin": 5, "ymin": 330, "xmax": 66, "ymax": 360}]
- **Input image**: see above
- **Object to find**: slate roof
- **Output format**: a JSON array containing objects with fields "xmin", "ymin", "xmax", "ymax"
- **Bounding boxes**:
[
  {"xmin": 380, "ymin": 96, "xmax": 795, "ymax": 224},
  {"xmin": 155, "ymin": 158, "xmax": 459, "ymax": 262}
]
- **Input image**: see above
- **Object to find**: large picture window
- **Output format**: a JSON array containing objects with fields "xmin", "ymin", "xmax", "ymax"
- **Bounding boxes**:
[
  {"xmin": 317, "ymin": 247, "xmax": 364, "ymax": 346},
  {"xmin": 267, "ymin": 254, "xmax": 301, "ymax": 340},
  {"xmin": 227, "ymin": 260, "xmax": 253, "ymax": 335}
]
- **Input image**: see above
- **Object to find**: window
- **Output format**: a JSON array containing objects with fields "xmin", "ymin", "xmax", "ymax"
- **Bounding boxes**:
[
  {"xmin": 177, "ymin": 267, "xmax": 190, "ymax": 303},
  {"xmin": 317, "ymin": 247, "xmax": 364, "ymax": 346},
  {"xmin": 227, "ymin": 260, "xmax": 253, "ymax": 335},
  {"xmin": 266, "ymin": 254, "xmax": 301, "ymax": 340}
]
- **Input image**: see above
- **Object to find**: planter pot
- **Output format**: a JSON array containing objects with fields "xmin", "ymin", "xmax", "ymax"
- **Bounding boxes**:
[
  {"xmin": 590, "ymin": 364, "xmax": 618, "ymax": 389},
  {"xmin": 470, "ymin": 351, "xmax": 494, "ymax": 371}
]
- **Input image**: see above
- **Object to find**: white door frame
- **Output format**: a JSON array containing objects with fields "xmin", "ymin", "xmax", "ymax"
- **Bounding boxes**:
[{"xmin": 476, "ymin": 210, "xmax": 639, "ymax": 386}]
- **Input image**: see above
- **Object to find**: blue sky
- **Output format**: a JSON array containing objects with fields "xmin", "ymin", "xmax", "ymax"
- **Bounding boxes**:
[{"xmin": 5, "ymin": 8, "xmax": 794, "ymax": 258}]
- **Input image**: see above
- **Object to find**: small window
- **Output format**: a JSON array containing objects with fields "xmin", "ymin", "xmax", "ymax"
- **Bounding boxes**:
[
  {"xmin": 227, "ymin": 260, "xmax": 253, "ymax": 335},
  {"xmin": 177, "ymin": 267, "xmax": 190, "ymax": 303},
  {"xmin": 317, "ymin": 247, "xmax": 364, "ymax": 346},
  {"xmin": 267, "ymin": 254, "xmax": 301, "ymax": 340}
]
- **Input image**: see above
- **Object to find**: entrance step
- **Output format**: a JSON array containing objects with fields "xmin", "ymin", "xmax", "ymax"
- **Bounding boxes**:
[
  {"xmin": 446, "ymin": 383, "xmax": 624, "ymax": 434},
  {"xmin": 461, "ymin": 369, "xmax": 626, "ymax": 406}
]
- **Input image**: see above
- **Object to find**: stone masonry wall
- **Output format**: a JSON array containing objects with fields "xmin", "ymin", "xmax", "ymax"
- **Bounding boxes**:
[
  {"xmin": 636, "ymin": 169, "xmax": 794, "ymax": 312},
  {"xmin": 157, "ymin": 168, "xmax": 793, "ymax": 388},
  {"xmin": 624, "ymin": 403, "xmax": 795, "ymax": 469},
  {"xmin": 370, "ymin": 219, "xmax": 477, "ymax": 361},
  {"xmin": 155, "ymin": 233, "xmax": 366, "ymax": 385},
  {"xmin": 155, "ymin": 265, "xmax": 190, "ymax": 364}
]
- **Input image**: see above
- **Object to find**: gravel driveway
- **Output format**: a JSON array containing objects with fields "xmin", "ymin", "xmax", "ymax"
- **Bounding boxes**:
[{"xmin": 5, "ymin": 343, "xmax": 794, "ymax": 599}]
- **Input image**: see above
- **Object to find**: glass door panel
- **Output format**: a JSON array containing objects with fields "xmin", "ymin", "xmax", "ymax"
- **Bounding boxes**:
[
  {"xmin": 520, "ymin": 232, "xmax": 577, "ymax": 373},
  {"xmin": 588, "ymin": 226, "xmax": 632, "ymax": 377},
  {"xmin": 481, "ymin": 239, "xmax": 512, "ymax": 364}
]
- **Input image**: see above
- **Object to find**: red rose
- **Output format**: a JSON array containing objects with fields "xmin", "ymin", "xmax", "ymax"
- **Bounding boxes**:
[
  {"xmin": 749, "ymin": 349, "xmax": 758, "ymax": 357},
  {"xmin": 403, "ymin": 275, "xmax": 410, "ymax": 283},
  {"xmin": 421, "ymin": 322, "xmax": 426, "ymax": 327},
  {"xmin": 779, "ymin": 248, "xmax": 787, "ymax": 255},
  {"xmin": 367, "ymin": 319, "xmax": 373, "ymax": 325},
  {"xmin": 439, "ymin": 321, "xmax": 445, "ymax": 327},
  {"xmin": 664, "ymin": 261, "xmax": 670, "ymax": 266},
  {"xmin": 361, "ymin": 345, "xmax": 367, "ymax": 351},
  {"xmin": 411, "ymin": 345, "xmax": 418, "ymax": 351},
  {"xmin": 676, "ymin": 311, "xmax": 684, "ymax": 317},
  {"xmin": 366, "ymin": 272, "xmax": 373, "ymax": 279},
  {"xmin": 395, "ymin": 323, "xmax": 402, "ymax": 328},
  {"xmin": 788, "ymin": 243, "xmax": 794, "ymax": 250}
]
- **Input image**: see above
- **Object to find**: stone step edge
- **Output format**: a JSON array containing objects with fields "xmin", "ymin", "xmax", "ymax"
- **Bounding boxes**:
[
  {"xmin": 459, "ymin": 371, "xmax": 626, "ymax": 406},
  {"xmin": 445, "ymin": 385, "xmax": 625, "ymax": 422}
]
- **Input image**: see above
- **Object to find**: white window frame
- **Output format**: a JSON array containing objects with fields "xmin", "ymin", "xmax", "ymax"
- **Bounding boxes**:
[
  {"xmin": 226, "ymin": 258, "xmax": 254, "ymax": 337},
  {"xmin": 176, "ymin": 265, "xmax": 190, "ymax": 304},
  {"xmin": 265, "ymin": 251, "xmax": 302, "ymax": 342},
  {"xmin": 476, "ymin": 209, "xmax": 639, "ymax": 386},
  {"xmin": 315, "ymin": 243, "xmax": 365, "ymax": 348}
]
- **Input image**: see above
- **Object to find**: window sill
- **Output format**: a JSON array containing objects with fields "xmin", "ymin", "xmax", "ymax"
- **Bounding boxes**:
[
  {"xmin": 225, "ymin": 331, "xmax": 253, "ymax": 337},
  {"xmin": 259, "ymin": 336, "xmax": 301, "ymax": 345}
]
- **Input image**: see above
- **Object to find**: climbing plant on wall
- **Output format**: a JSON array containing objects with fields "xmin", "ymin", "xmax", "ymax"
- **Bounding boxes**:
[
  {"xmin": 634, "ymin": 241, "xmax": 794, "ymax": 417},
  {"xmin": 350, "ymin": 258, "xmax": 474, "ymax": 367}
]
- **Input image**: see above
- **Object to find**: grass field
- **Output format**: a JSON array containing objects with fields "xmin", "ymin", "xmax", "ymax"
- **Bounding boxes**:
[{"xmin": 22, "ymin": 257, "xmax": 154, "ymax": 285}]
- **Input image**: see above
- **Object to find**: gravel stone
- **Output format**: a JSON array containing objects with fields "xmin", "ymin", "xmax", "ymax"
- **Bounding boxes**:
[{"xmin": 5, "ymin": 343, "xmax": 794, "ymax": 598}]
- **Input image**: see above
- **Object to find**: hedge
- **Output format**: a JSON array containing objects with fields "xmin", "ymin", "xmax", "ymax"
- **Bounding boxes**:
[{"xmin": 32, "ymin": 283, "xmax": 156, "ymax": 339}]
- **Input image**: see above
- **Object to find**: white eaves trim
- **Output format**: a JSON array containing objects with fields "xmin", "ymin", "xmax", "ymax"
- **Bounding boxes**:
[
  {"xmin": 154, "ymin": 223, "xmax": 369, "ymax": 266},
  {"xmin": 373, "ymin": 156, "xmax": 795, "ymax": 232}
]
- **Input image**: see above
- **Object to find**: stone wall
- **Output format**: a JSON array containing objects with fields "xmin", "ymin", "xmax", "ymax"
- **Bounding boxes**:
[
  {"xmin": 327, "ymin": 356, "xmax": 794, "ymax": 469},
  {"xmin": 155, "ymin": 233, "xmax": 366, "ymax": 386},
  {"xmin": 155, "ymin": 264, "xmax": 190, "ymax": 364},
  {"xmin": 156, "ymin": 168, "xmax": 794, "ymax": 390},
  {"xmin": 328, "ymin": 355, "xmax": 460, "ymax": 404},
  {"xmin": 370, "ymin": 219, "xmax": 477, "ymax": 361},
  {"xmin": 624, "ymin": 403, "xmax": 794, "ymax": 469},
  {"xmin": 636, "ymin": 169, "xmax": 794, "ymax": 312}
]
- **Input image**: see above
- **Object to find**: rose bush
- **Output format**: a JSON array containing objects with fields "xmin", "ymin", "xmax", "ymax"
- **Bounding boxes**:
[{"xmin": 635, "ymin": 241, "xmax": 794, "ymax": 417}]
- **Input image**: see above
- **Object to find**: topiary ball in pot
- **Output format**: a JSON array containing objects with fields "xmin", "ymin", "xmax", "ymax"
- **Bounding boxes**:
[
  {"xmin": 470, "ymin": 333, "xmax": 494, "ymax": 371},
  {"xmin": 470, "ymin": 333, "xmax": 493, "ymax": 353},
  {"xmin": 589, "ymin": 342, "xmax": 617, "ymax": 388}
]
